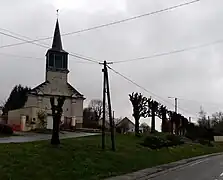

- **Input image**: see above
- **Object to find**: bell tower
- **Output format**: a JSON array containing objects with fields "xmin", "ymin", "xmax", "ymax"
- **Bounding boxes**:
[{"xmin": 45, "ymin": 19, "xmax": 69, "ymax": 83}]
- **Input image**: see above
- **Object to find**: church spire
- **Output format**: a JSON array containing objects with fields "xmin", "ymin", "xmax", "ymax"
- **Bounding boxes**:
[{"xmin": 52, "ymin": 19, "xmax": 63, "ymax": 51}]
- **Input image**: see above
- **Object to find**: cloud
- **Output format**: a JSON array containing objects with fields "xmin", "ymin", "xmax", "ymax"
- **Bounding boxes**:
[{"xmin": 1, "ymin": 0, "xmax": 223, "ymax": 130}]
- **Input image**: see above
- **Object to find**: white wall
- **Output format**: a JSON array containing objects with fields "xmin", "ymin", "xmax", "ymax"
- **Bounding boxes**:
[
  {"xmin": 25, "ymin": 94, "xmax": 83, "ymax": 123},
  {"xmin": 72, "ymin": 99, "xmax": 83, "ymax": 123}
]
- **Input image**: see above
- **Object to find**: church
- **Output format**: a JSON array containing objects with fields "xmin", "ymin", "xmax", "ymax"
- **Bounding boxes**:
[{"xmin": 8, "ymin": 19, "xmax": 85, "ymax": 131}]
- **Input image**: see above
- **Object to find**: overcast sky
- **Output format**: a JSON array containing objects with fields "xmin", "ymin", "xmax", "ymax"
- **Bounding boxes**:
[{"xmin": 1, "ymin": 0, "xmax": 223, "ymax": 129}]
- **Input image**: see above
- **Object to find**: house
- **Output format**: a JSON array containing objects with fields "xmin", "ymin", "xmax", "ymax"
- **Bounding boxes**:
[
  {"xmin": 8, "ymin": 19, "xmax": 85, "ymax": 131},
  {"xmin": 116, "ymin": 117, "xmax": 135, "ymax": 133},
  {"xmin": 140, "ymin": 122, "xmax": 150, "ymax": 133}
]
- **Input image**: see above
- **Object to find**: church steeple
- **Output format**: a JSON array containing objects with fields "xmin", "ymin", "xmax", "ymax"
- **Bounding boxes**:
[
  {"xmin": 52, "ymin": 19, "xmax": 63, "ymax": 51},
  {"xmin": 45, "ymin": 19, "xmax": 69, "ymax": 82}
]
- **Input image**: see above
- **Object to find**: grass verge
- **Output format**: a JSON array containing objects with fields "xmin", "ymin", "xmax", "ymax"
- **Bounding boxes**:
[{"xmin": 0, "ymin": 134, "xmax": 222, "ymax": 180}]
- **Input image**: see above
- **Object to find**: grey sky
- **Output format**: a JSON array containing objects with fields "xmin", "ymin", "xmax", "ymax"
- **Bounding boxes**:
[{"xmin": 0, "ymin": 0, "xmax": 223, "ymax": 129}]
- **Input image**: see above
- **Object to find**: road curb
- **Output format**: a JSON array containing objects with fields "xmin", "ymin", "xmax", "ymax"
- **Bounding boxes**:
[{"xmin": 105, "ymin": 152, "xmax": 223, "ymax": 180}]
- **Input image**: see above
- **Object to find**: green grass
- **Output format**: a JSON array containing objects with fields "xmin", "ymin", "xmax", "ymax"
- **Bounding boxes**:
[{"xmin": 0, "ymin": 135, "xmax": 223, "ymax": 180}]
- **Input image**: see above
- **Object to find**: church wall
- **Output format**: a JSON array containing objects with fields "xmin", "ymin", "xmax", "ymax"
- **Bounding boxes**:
[
  {"xmin": 73, "ymin": 99, "xmax": 83, "ymax": 124},
  {"xmin": 46, "ymin": 71, "xmax": 67, "ymax": 84},
  {"xmin": 63, "ymin": 98, "xmax": 72, "ymax": 117},
  {"xmin": 8, "ymin": 107, "xmax": 40, "ymax": 131},
  {"xmin": 40, "ymin": 96, "xmax": 51, "ymax": 113},
  {"xmin": 38, "ymin": 96, "xmax": 76, "ymax": 118}
]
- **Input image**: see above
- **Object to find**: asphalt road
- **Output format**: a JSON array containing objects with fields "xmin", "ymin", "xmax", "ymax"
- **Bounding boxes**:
[{"xmin": 150, "ymin": 155, "xmax": 223, "ymax": 180}]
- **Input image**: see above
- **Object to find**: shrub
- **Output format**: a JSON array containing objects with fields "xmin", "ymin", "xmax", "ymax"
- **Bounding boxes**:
[
  {"xmin": 142, "ymin": 133, "xmax": 184, "ymax": 149},
  {"xmin": 198, "ymin": 139, "xmax": 213, "ymax": 147},
  {"xmin": 0, "ymin": 124, "xmax": 13, "ymax": 135},
  {"xmin": 166, "ymin": 134, "xmax": 184, "ymax": 146},
  {"xmin": 143, "ymin": 135, "xmax": 168, "ymax": 149}
]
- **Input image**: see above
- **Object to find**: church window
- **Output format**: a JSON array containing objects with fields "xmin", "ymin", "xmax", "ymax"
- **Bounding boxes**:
[
  {"xmin": 47, "ymin": 52, "xmax": 67, "ymax": 70},
  {"xmin": 55, "ymin": 54, "xmax": 63, "ymax": 69},
  {"xmin": 49, "ymin": 54, "xmax": 54, "ymax": 67}
]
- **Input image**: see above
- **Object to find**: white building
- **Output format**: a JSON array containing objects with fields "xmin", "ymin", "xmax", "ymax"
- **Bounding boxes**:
[{"xmin": 8, "ymin": 19, "xmax": 85, "ymax": 131}]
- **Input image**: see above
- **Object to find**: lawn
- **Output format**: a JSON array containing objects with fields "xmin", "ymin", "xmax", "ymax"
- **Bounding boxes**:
[{"xmin": 0, "ymin": 134, "xmax": 223, "ymax": 180}]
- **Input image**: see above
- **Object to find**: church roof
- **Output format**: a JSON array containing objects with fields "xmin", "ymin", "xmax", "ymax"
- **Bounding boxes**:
[
  {"xmin": 47, "ymin": 19, "xmax": 68, "ymax": 54},
  {"xmin": 29, "ymin": 81, "xmax": 84, "ymax": 99},
  {"xmin": 67, "ymin": 83, "xmax": 85, "ymax": 99}
]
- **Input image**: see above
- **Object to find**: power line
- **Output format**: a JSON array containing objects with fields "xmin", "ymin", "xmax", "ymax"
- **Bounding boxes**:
[
  {"xmin": 0, "ymin": 27, "xmax": 101, "ymax": 63},
  {"xmin": 113, "ymin": 38, "xmax": 223, "ymax": 64},
  {"xmin": 0, "ymin": 52, "xmax": 97, "ymax": 64},
  {"xmin": 107, "ymin": 65, "xmax": 196, "ymax": 116},
  {"xmin": 69, "ymin": 53, "xmax": 100, "ymax": 64},
  {"xmin": 0, "ymin": 52, "xmax": 42, "ymax": 60},
  {"xmin": 0, "ymin": 27, "xmax": 49, "ymax": 47},
  {"xmin": 0, "ymin": 31, "xmax": 48, "ymax": 48},
  {"xmin": 0, "ymin": 30, "xmax": 100, "ymax": 64},
  {"xmin": 178, "ymin": 98, "xmax": 223, "ymax": 107},
  {"xmin": 0, "ymin": 0, "xmax": 201, "ymax": 49}
]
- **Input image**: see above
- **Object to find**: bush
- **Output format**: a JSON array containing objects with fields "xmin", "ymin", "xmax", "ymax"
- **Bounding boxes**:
[
  {"xmin": 198, "ymin": 139, "xmax": 213, "ymax": 147},
  {"xmin": 143, "ymin": 135, "xmax": 167, "ymax": 149},
  {"xmin": 166, "ymin": 134, "xmax": 184, "ymax": 146},
  {"xmin": 142, "ymin": 133, "xmax": 184, "ymax": 149},
  {"xmin": 0, "ymin": 124, "xmax": 13, "ymax": 135}
]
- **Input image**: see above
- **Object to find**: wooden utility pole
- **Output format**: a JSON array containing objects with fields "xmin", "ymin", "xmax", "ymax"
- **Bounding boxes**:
[
  {"xmin": 175, "ymin": 98, "xmax": 178, "ymax": 113},
  {"xmin": 100, "ymin": 60, "xmax": 115, "ymax": 151},
  {"xmin": 102, "ymin": 61, "xmax": 106, "ymax": 150}
]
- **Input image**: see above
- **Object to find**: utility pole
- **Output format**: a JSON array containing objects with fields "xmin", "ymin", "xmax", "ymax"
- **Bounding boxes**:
[
  {"xmin": 175, "ymin": 98, "xmax": 177, "ymax": 113},
  {"xmin": 168, "ymin": 97, "xmax": 178, "ymax": 113},
  {"xmin": 100, "ymin": 60, "xmax": 115, "ymax": 151},
  {"xmin": 101, "ymin": 61, "xmax": 106, "ymax": 150},
  {"xmin": 189, "ymin": 117, "xmax": 191, "ymax": 123}
]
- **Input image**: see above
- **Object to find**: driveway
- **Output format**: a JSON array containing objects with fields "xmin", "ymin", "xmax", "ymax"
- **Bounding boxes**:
[{"xmin": 0, "ymin": 131, "xmax": 99, "ymax": 144}]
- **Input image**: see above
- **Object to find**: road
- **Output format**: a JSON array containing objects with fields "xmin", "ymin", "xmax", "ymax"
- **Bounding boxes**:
[
  {"xmin": 0, "ymin": 132, "xmax": 98, "ymax": 143},
  {"xmin": 150, "ymin": 155, "xmax": 223, "ymax": 180}
]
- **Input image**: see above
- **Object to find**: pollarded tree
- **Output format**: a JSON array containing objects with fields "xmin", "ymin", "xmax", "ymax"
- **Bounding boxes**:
[
  {"xmin": 180, "ymin": 116, "xmax": 189, "ymax": 135},
  {"xmin": 174, "ymin": 113, "xmax": 181, "ymax": 135},
  {"xmin": 158, "ymin": 105, "xmax": 169, "ymax": 133},
  {"xmin": 167, "ymin": 111, "xmax": 175, "ymax": 134},
  {"xmin": 147, "ymin": 98, "xmax": 160, "ymax": 133},
  {"xmin": 50, "ymin": 96, "xmax": 65, "ymax": 145},
  {"xmin": 129, "ymin": 92, "xmax": 147, "ymax": 136}
]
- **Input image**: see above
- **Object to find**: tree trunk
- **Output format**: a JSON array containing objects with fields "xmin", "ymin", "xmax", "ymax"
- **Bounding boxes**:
[
  {"xmin": 51, "ymin": 114, "xmax": 60, "ymax": 145},
  {"xmin": 161, "ymin": 112, "xmax": 166, "ymax": 132},
  {"xmin": 170, "ymin": 120, "xmax": 174, "ymax": 134},
  {"xmin": 151, "ymin": 108, "xmax": 156, "ymax": 133},
  {"xmin": 135, "ymin": 117, "xmax": 140, "ymax": 136}
]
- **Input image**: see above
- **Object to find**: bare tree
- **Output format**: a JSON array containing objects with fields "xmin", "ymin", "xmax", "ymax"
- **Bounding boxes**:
[{"xmin": 88, "ymin": 99, "xmax": 108, "ymax": 122}]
